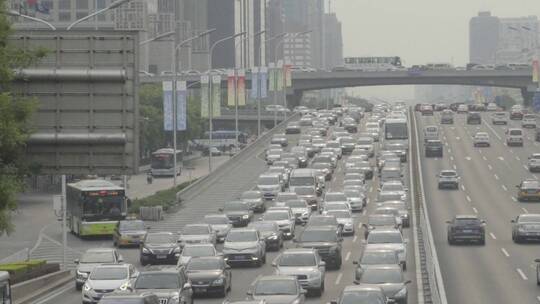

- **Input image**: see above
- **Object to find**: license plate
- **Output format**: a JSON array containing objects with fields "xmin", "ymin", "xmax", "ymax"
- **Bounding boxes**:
[
  {"xmin": 195, "ymin": 288, "xmax": 207, "ymax": 293},
  {"xmin": 462, "ymin": 229, "xmax": 472, "ymax": 233},
  {"xmin": 233, "ymin": 255, "xmax": 245, "ymax": 260},
  {"xmin": 156, "ymin": 255, "xmax": 167, "ymax": 259}
]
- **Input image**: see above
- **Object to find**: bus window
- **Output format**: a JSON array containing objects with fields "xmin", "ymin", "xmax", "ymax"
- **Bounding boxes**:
[{"xmin": 83, "ymin": 195, "xmax": 124, "ymax": 218}]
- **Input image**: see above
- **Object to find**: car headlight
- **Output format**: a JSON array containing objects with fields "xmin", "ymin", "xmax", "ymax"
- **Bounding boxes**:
[
  {"xmin": 173, "ymin": 247, "xmax": 181, "ymax": 253},
  {"xmin": 292, "ymin": 299, "xmax": 301, "ymax": 304},
  {"xmin": 267, "ymin": 234, "xmax": 278, "ymax": 240},
  {"xmin": 142, "ymin": 247, "xmax": 150, "ymax": 254},
  {"xmin": 394, "ymin": 287, "xmax": 407, "ymax": 297},
  {"xmin": 83, "ymin": 283, "xmax": 92, "ymax": 291},
  {"xmin": 170, "ymin": 295, "xmax": 180, "ymax": 304},
  {"xmin": 212, "ymin": 277, "xmax": 225, "ymax": 285},
  {"xmin": 242, "ymin": 214, "xmax": 250, "ymax": 219},
  {"xmin": 302, "ymin": 212, "xmax": 309, "ymax": 217},
  {"xmin": 118, "ymin": 282, "xmax": 130, "ymax": 291},
  {"xmin": 308, "ymin": 270, "xmax": 321, "ymax": 278}
]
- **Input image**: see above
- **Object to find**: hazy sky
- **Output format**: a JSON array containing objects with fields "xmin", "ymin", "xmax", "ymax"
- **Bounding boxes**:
[{"xmin": 331, "ymin": 0, "xmax": 540, "ymax": 99}]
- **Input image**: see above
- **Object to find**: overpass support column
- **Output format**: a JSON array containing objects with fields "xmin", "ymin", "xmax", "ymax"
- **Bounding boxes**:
[{"xmin": 286, "ymin": 90, "xmax": 303, "ymax": 109}]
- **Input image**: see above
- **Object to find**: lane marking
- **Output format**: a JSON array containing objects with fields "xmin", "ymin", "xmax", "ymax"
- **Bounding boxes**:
[
  {"xmin": 450, "ymin": 156, "xmax": 454, "ymax": 161},
  {"xmin": 522, "ymin": 207, "xmax": 529, "ymax": 214},
  {"xmin": 335, "ymin": 273, "xmax": 343, "ymax": 285},
  {"xmin": 33, "ymin": 283, "xmax": 74, "ymax": 304},
  {"xmin": 453, "ymin": 164, "xmax": 457, "ymax": 170},
  {"xmin": 345, "ymin": 251, "xmax": 351, "ymax": 261},
  {"xmin": 501, "ymin": 248, "xmax": 510, "ymax": 257},
  {"xmin": 482, "ymin": 156, "xmax": 487, "ymax": 161},
  {"xmin": 512, "ymin": 197, "xmax": 517, "ymax": 202},
  {"xmin": 517, "ymin": 268, "xmax": 528, "ymax": 280},
  {"xmin": 461, "ymin": 185, "xmax": 466, "ymax": 191},
  {"xmin": 510, "ymin": 150, "xmax": 514, "ymax": 154},
  {"xmin": 524, "ymin": 165, "xmax": 529, "ymax": 170},
  {"xmin": 488, "ymin": 165, "xmax": 493, "ymax": 171},
  {"xmin": 358, "ymin": 223, "xmax": 363, "ymax": 229},
  {"xmin": 456, "ymin": 136, "xmax": 460, "ymax": 140},
  {"xmin": 494, "ymin": 174, "xmax": 499, "ymax": 180},
  {"xmin": 534, "ymin": 175, "xmax": 539, "ymax": 180},
  {"xmin": 478, "ymin": 149, "xmax": 483, "ymax": 154},
  {"xmin": 466, "ymin": 195, "xmax": 472, "ymax": 203},
  {"xmin": 472, "ymin": 207, "xmax": 478, "ymax": 213},
  {"xmin": 465, "ymin": 156, "xmax": 472, "ymax": 161},
  {"xmin": 502, "ymin": 185, "xmax": 508, "ymax": 191},
  {"xmin": 498, "ymin": 157, "xmax": 505, "ymax": 161},
  {"xmin": 353, "ymin": 235, "xmax": 358, "ymax": 243},
  {"xmin": 489, "ymin": 232, "xmax": 496, "ymax": 240},
  {"xmin": 445, "ymin": 142, "xmax": 449, "ymax": 146},
  {"xmin": 516, "ymin": 156, "xmax": 521, "ymax": 161}
]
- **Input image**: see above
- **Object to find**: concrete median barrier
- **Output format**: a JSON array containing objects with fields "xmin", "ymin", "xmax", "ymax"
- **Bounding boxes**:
[{"xmin": 12, "ymin": 269, "xmax": 72, "ymax": 304}]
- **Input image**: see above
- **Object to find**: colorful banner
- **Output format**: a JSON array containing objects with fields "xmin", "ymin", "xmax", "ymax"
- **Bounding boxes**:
[
  {"xmin": 260, "ymin": 67, "xmax": 268, "ymax": 98},
  {"xmin": 533, "ymin": 60, "xmax": 539, "ymax": 83},
  {"xmin": 276, "ymin": 60, "xmax": 284, "ymax": 91},
  {"xmin": 212, "ymin": 75, "xmax": 221, "ymax": 117},
  {"xmin": 285, "ymin": 64, "xmax": 292, "ymax": 87},
  {"xmin": 268, "ymin": 62, "xmax": 275, "ymax": 92},
  {"xmin": 237, "ymin": 69, "xmax": 246, "ymax": 106},
  {"xmin": 227, "ymin": 69, "xmax": 236, "ymax": 107},
  {"xmin": 176, "ymin": 81, "xmax": 187, "ymax": 131},
  {"xmin": 250, "ymin": 67, "xmax": 259, "ymax": 99},
  {"xmin": 162, "ymin": 81, "xmax": 173, "ymax": 131},
  {"xmin": 200, "ymin": 75, "xmax": 210, "ymax": 118}
]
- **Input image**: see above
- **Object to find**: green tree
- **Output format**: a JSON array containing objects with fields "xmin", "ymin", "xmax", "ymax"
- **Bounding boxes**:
[{"xmin": 0, "ymin": 0, "xmax": 47, "ymax": 235}]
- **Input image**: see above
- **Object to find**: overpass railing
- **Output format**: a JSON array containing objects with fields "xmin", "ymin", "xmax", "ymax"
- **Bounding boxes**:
[{"xmin": 409, "ymin": 108, "xmax": 448, "ymax": 304}]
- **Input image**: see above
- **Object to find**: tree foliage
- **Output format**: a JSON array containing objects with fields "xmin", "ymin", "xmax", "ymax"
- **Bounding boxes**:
[{"xmin": 0, "ymin": 0, "xmax": 47, "ymax": 235}]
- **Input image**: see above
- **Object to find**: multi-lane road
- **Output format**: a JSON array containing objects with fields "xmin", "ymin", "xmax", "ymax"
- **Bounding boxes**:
[
  {"xmin": 32, "ymin": 113, "xmax": 418, "ymax": 304},
  {"xmin": 417, "ymin": 110, "xmax": 540, "ymax": 304}
]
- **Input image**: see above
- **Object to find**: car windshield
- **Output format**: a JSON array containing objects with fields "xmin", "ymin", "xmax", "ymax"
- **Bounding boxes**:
[
  {"xmin": 277, "ymin": 193, "xmax": 297, "ymax": 201},
  {"xmin": 90, "ymin": 267, "xmax": 128, "ymax": 280},
  {"xmin": 182, "ymin": 226, "xmax": 209, "ymax": 235},
  {"xmin": 145, "ymin": 234, "xmax": 175, "ymax": 244},
  {"xmin": 369, "ymin": 216, "xmax": 395, "ymax": 226},
  {"xmin": 205, "ymin": 216, "xmax": 229, "ymax": 225},
  {"xmin": 361, "ymin": 268, "xmax": 403, "ymax": 284},
  {"xmin": 285, "ymin": 200, "xmax": 307, "ymax": 208},
  {"xmin": 182, "ymin": 246, "xmax": 215, "ymax": 257},
  {"xmin": 455, "ymin": 219, "xmax": 481, "ymax": 225},
  {"xmin": 368, "ymin": 232, "xmax": 403, "ymax": 243},
  {"xmin": 250, "ymin": 222, "xmax": 277, "ymax": 232},
  {"xmin": 340, "ymin": 292, "xmax": 386, "ymax": 304},
  {"xmin": 254, "ymin": 280, "xmax": 298, "ymax": 295},
  {"xmin": 509, "ymin": 130, "xmax": 522, "ymax": 136},
  {"xmin": 224, "ymin": 202, "xmax": 248, "ymax": 211},
  {"xmin": 361, "ymin": 251, "xmax": 398, "ymax": 265},
  {"xmin": 241, "ymin": 192, "xmax": 261, "ymax": 199},
  {"xmin": 187, "ymin": 259, "xmax": 222, "ymax": 271},
  {"xmin": 119, "ymin": 221, "xmax": 145, "ymax": 231},
  {"xmin": 324, "ymin": 203, "xmax": 348, "ymax": 211},
  {"xmin": 264, "ymin": 212, "xmax": 289, "ymax": 221},
  {"xmin": 134, "ymin": 273, "xmax": 180, "ymax": 289},
  {"xmin": 327, "ymin": 211, "xmax": 351, "ymax": 218},
  {"xmin": 357, "ymin": 138, "xmax": 373, "ymax": 145},
  {"xmin": 381, "ymin": 184, "xmax": 404, "ymax": 191},
  {"xmin": 279, "ymin": 253, "xmax": 316, "ymax": 266},
  {"xmin": 258, "ymin": 176, "xmax": 279, "ymax": 185},
  {"xmin": 80, "ymin": 251, "xmax": 115, "ymax": 263},
  {"xmin": 300, "ymin": 229, "xmax": 337, "ymax": 242},
  {"xmin": 326, "ymin": 193, "xmax": 347, "ymax": 201},
  {"xmin": 226, "ymin": 231, "xmax": 257, "ymax": 242},
  {"xmin": 440, "ymin": 171, "xmax": 456, "ymax": 177},
  {"xmin": 344, "ymin": 190, "xmax": 361, "ymax": 197},
  {"xmin": 522, "ymin": 181, "xmax": 540, "ymax": 189}
]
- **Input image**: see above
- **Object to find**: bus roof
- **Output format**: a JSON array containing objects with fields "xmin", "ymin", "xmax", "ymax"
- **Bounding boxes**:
[
  {"xmin": 68, "ymin": 179, "xmax": 124, "ymax": 191},
  {"xmin": 152, "ymin": 148, "xmax": 182, "ymax": 155},
  {"xmin": 0, "ymin": 271, "xmax": 9, "ymax": 281}
]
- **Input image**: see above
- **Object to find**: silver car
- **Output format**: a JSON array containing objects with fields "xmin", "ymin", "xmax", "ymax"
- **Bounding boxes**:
[
  {"xmin": 353, "ymin": 249, "xmax": 400, "ymax": 281},
  {"xmin": 257, "ymin": 173, "xmax": 283, "ymax": 200},
  {"xmin": 330, "ymin": 285, "xmax": 389, "ymax": 304},
  {"xmin": 377, "ymin": 201, "xmax": 410, "ymax": 228},
  {"xmin": 283, "ymin": 199, "xmax": 311, "ymax": 223},
  {"xmin": 241, "ymin": 190, "xmax": 266, "ymax": 213},
  {"xmin": 262, "ymin": 209, "xmax": 296, "ymax": 239},
  {"xmin": 273, "ymin": 248, "xmax": 326, "ymax": 296},
  {"xmin": 364, "ymin": 229, "xmax": 408, "ymax": 269},
  {"xmin": 344, "ymin": 189, "xmax": 366, "ymax": 212},
  {"xmin": 437, "ymin": 170, "xmax": 460, "ymax": 190},
  {"xmin": 379, "ymin": 181, "xmax": 408, "ymax": 202},
  {"xmin": 177, "ymin": 243, "xmax": 218, "ymax": 267},
  {"xmin": 355, "ymin": 265, "xmax": 411, "ymax": 304},
  {"xmin": 223, "ymin": 228, "xmax": 266, "ymax": 267},
  {"xmin": 356, "ymin": 137, "xmax": 375, "ymax": 157},
  {"xmin": 325, "ymin": 210, "xmax": 355, "ymax": 235},
  {"xmin": 128, "ymin": 268, "xmax": 193, "ymax": 304},
  {"xmin": 82, "ymin": 264, "xmax": 136, "ymax": 304},
  {"xmin": 512, "ymin": 213, "xmax": 540, "ymax": 243},
  {"xmin": 177, "ymin": 224, "xmax": 217, "ymax": 248},
  {"xmin": 528, "ymin": 153, "xmax": 540, "ymax": 172},
  {"xmin": 75, "ymin": 248, "xmax": 123, "ymax": 290},
  {"xmin": 204, "ymin": 214, "xmax": 232, "ymax": 242},
  {"xmin": 373, "ymin": 207, "xmax": 403, "ymax": 227},
  {"xmin": 247, "ymin": 275, "xmax": 306, "ymax": 304}
]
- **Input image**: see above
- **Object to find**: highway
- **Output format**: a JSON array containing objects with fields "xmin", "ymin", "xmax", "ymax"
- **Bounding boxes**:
[
  {"xmin": 33, "ymin": 113, "xmax": 419, "ymax": 304},
  {"xmin": 416, "ymin": 110, "xmax": 540, "ymax": 304}
]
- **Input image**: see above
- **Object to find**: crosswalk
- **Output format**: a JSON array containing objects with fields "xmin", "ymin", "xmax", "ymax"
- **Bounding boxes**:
[{"xmin": 29, "ymin": 234, "xmax": 82, "ymax": 269}]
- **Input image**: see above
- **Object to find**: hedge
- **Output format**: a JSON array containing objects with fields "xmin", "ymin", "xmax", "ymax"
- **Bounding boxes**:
[
  {"xmin": 129, "ymin": 180, "xmax": 196, "ymax": 213},
  {"xmin": 0, "ymin": 259, "xmax": 47, "ymax": 275}
]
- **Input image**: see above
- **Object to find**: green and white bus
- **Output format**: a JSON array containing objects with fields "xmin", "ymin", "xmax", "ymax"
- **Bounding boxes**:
[{"xmin": 66, "ymin": 179, "xmax": 127, "ymax": 237}]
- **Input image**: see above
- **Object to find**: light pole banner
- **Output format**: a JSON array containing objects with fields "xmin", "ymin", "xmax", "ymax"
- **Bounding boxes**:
[
  {"xmin": 212, "ymin": 75, "xmax": 221, "ymax": 116},
  {"xmin": 162, "ymin": 81, "xmax": 173, "ymax": 131},
  {"xmin": 227, "ymin": 69, "xmax": 236, "ymax": 107},
  {"xmin": 237, "ymin": 69, "xmax": 246, "ymax": 106},
  {"xmin": 250, "ymin": 67, "xmax": 259, "ymax": 99},
  {"xmin": 201, "ymin": 75, "xmax": 210, "ymax": 118},
  {"xmin": 276, "ymin": 60, "xmax": 284, "ymax": 91},
  {"xmin": 176, "ymin": 81, "xmax": 187, "ymax": 131},
  {"xmin": 285, "ymin": 64, "xmax": 292, "ymax": 87},
  {"xmin": 268, "ymin": 62, "xmax": 275, "ymax": 92},
  {"xmin": 260, "ymin": 66, "xmax": 268, "ymax": 98},
  {"xmin": 533, "ymin": 60, "xmax": 539, "ymax": 83}
]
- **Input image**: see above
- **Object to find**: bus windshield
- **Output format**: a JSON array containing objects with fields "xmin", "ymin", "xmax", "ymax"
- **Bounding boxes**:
[
  {"xmin": 385, "ymin": 123, "xmax": 408, "ymax": 140},
  {"xmin": 82, "ymin": 194, "xmax": 124, "ymax": 219}
]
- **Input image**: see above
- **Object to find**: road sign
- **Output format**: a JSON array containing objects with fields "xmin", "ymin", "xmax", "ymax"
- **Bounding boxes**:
[{"xmin": 9, "ymin": 30, "xmax": 139, "ymax": 175}]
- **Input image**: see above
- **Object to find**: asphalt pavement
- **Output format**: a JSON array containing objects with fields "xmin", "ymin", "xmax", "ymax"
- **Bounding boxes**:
[
  {"xmin": 417, "ymin": 110, "xmax": 540, "ymax": 304},
  {"xmin": 32, "ymin": 113, "xmax": 419, "ymax": 304}
]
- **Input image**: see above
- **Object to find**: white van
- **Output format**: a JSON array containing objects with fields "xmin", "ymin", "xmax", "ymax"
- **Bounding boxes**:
[
  {"xmin": 423, "ymin": 125, "xmax": 439, "ymax": 142},
  {"xmin": 506, "ymin": 128, "xmax": 524, "ymax": 147}
]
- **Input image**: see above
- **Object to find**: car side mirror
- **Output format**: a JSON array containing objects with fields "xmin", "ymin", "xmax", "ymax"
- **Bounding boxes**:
[
  {"xmin": 145, "ymin": 226, "xmax": 151, "ymax": 230},
  {"xmin": 404, "ymin": 280, "xmax": 412, "ymax": 285},
  {"xmin": 218, "ymin": 208, "xmax": 224, "ymax": 212},
  {"xmin": 74, "ymin": 259, "xmax": 80, "ymax": 264},
  {"xmin": 482, "ymin": 220, "xmax": 487, "ymax": 224},
  {"xmin": 183, "ymin": 282, "xmax": 192, "ymax": 290},
  {"xmin": 246, "ymin": 290, "xmax": 253, "ymax": 296},
  {"xmin": 511, "ymin": 219, "xmax": 516, "ymax": 223},
  {"xmin": 445, "ymin": 220, "xmax": 451, "ymax": 224},
  {"xmin": 352, "ymin": 261, "xmax": 358, "ymax": 265},
  {"xmin": 535, "ymin": 259, "xmax": 540, "ymax": 263},
  {"xmin": 118, "ymin": 256, "xmax": 124, "ymax": 263},
  {"xmin": 404, "ymin": 239, "xmax": 409, "ymax": 244}
]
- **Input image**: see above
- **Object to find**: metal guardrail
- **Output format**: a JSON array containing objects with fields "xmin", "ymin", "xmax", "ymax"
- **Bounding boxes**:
[
  {"xmin": 409, "ymin": 108, "xmax": 448, "ymax": 304},
  {"xmin": 176, "ymin": 113, "xmax": 299, "ymax": 203}
]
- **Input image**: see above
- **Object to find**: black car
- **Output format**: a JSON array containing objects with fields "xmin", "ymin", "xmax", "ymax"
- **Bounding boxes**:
[
  {"xmin": 140, "ymin": 232, "xmax": 181, "ymax": 266},
  {"xmin": 248, "ymin": 221, "xmax": 284, "ymax": 251},
  {"xmin": 424, "ymin": 140, "xmax": 443, "ymax": 157},
  {"xmin": 447, "ymin": 215, "xmax": 486, "ymax": 245},
  {"xmin": 185, "ymin": 257, "xmax": 232, "ymax": 297},
  {"xmin": 511, "ymin": 214, "xmax": 540, "ymax": 243},
  {"xmin": 219, "ymin": 201, "xmax": 253, "ymax": 227},
  {"xmin": 466, "ymin": 112, "xmax": 481, "ymax": 124},
  {"xmin": 295, "ymin": 225, "xmax": 343, "ymax": 269}
]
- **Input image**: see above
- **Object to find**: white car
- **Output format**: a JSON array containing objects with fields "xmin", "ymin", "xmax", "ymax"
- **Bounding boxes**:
[
  {"xmin": 486, "ymin": 103, "xmax": 498, "ymax": 111},
  {"xmin": 522, "ymin": 114, "xmax": 537, "ymax": 129},
  {"xmin": 82, "ymin": 264, "xmax": 136, "ymax": 304},
  {"xmin": 457, "ymin": 104, "xmax": 468, "ymax": 113},
  {"xmin": 506, "ymin": 128, "xmax": 524, "ymax": 147},
  {"xmin": 473, "ymin": 132, "xmax": 490, "ymax": 147},
  {"xmin": 491, "ymin": 112, "xmax": 508, "ymax": 125},
  {"xmin": 528, "ymin": 153, "xmax": 540, "ymax": 172},
  {"xmin": 364, "ymin": 229, "xmax": 407, "ymax": 269}
]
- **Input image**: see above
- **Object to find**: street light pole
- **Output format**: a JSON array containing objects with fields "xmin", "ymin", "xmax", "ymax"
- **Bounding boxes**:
[
  {"xmin": 208, "ymin": 32, "xmax": 246, "ymax": 173},
  {"xmin": 6, "ymin": 10, "xmax": 56, "ymax": 30},
  {"xmin": 67, "ymin": 0, "xmax": 132, "ymax": 30}
]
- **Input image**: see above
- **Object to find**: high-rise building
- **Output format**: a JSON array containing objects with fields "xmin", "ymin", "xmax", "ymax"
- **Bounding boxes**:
[
  {"xmin": 497, "ymin": 16, "xmax": 539, "ymax": 64},
  {"xmin": 324, "ymin": 12, "xmax": 343, "ymax": 69},
  {"xmin": 469, "ymin": 11, "xmax": 500, "ymax": 64},
  {"xmin": 266, "ymin": 0, "xmax": 285, "ymax": 65}
]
